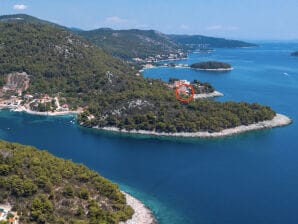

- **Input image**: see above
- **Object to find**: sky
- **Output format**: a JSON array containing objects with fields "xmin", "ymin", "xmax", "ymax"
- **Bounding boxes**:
[{"xmin": 0, "ymin": 0, "xmax": 298, "ymax": 40}]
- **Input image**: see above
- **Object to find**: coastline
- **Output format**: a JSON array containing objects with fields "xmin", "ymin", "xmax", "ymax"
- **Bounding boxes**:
[
  {"xmin": 0, "ymin": 105, "xmax": 80, "ymax": 116},
  {"xmin": 94, "ymin": 114, "xmax": 292, "ymax": 138},
  {"xmin": 194, "ymin": 91, "xmax": 223, "ymax": 99},
  {"xmin": 141, "ymin": 64, "xmax": 233, "ymax": 72},
  {"xmin": 120, "ymin": 191, "xmax": 157, "ymax": 224},
  {"xmin": 17, "ymin": 109, "xmax": 79, "ymax": 116}
]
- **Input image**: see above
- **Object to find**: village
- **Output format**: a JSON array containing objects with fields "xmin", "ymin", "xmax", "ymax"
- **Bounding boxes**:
[
  {"xmin": 0, "ymin": 93, "xmax": 70, "ymax": 115},
  {"xmin": 0, "ymin": 204, "xmax": 18, "ymax": 224},
  {"xmin": 0, "ymin": 72, "xmax": 75, "ymax": 115},
  {"xmin": 132, "ymin": 51, "xmax": 186, "ymax": 63}
]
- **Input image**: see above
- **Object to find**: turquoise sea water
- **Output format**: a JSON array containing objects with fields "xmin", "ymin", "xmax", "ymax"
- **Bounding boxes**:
[{"xmin": 0, "ymin": 43, "xmax": 298, "ymax": 223}]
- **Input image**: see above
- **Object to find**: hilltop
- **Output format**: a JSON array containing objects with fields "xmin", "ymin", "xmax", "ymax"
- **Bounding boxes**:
[
  {"xmin": 76, "ymin": 28, "xmax": 186, "ymax": 62},
  {"xmin": 0, "ymin": 141, "xmax": 133, "ymax": 223},
  {"xmin": 0, "ymin": 14, "xmax": 280, "ymax": 134},
  {"xmin": 0, "ymin": 14, "xmax": 64, "ymax": 28}
]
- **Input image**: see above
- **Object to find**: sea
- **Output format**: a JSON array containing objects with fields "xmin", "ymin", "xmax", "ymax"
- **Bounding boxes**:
[{"xmin": 0, "ymin": 42, "xmax": 298, "ymax": 224}]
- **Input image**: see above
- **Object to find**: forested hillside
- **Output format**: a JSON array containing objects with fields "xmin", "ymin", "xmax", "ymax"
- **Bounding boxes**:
[
  {"xmin": 0, "ymin": 141, "xmax": 133, "ymax": 223},
  {"xmin": 76, "ymin": 28, "xmax": 185, "ymax": 61}
]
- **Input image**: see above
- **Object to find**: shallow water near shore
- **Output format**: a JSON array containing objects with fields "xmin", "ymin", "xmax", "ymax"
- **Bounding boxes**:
[{"xmin": 1, "ymin": 43, "xmax": 298, "ymax": 223}]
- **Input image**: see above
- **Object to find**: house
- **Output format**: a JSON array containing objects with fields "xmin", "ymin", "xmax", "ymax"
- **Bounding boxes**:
[
  {"xmin": 0, "ymin": 205, "xmax": 18, "ymax": 223},
  {"xmin": 174, "ymin": 80, "xmax": 190, "ymax": 87},
  {"xmin": 9, "ymin": 217, "xmax": 15, "ymax": 224},
  {"xmin": 24, "ymin": 94, "xmax": 34, "ymax": 100},
  {"xmin": 0, "ymin": 209, "xmax": 4, "ymax": 220},
  {"xmin": 61, "ymin": 104, "xmax": 69, "ymax": 111}
]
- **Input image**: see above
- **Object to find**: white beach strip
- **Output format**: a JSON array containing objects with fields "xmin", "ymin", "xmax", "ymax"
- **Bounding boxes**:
[
  {"xmin": 95, "ymin": 114, "xmax": 292, "ymax": 138},
  {"xmin": 194, "ymin": 91, "xmax": 223, "ymax": 99},
  {"xmin": 16, "ymin": 109, "xmax": 79, "ymax": 116},
  {"xmin": 0, "ymin": 105, "xmax": 79, "ymax": 116},
  {"xmin": 120, "ymin": 192, "xmax": 157, "ymax": 224}
]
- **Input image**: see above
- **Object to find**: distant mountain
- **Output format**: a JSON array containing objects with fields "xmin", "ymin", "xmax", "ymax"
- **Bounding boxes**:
[
  {"xmin": 76, "ymin": 28, "xmax": 186, "ymax": 61},
  {"xmin": 168, "ymin": 34, "xmax": 257, "ymax": 49}
]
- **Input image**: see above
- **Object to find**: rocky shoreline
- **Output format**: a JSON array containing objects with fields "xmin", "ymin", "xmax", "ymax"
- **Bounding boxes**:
[
  {"xmin": 95, "ymin": 114, "xmax": 292, "ymax": 138},
  {"xmin": 120, "ymin": 192, "xmax": 157, "ymax": 224},
  {"xmin": 194, "ymin": 91, "xmax": 223, "ymax": 99}
]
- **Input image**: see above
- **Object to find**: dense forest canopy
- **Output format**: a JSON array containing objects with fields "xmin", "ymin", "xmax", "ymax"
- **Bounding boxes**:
[{"xmin": 0, "ymin": 141, "xmax": 133, "ymax": 224}]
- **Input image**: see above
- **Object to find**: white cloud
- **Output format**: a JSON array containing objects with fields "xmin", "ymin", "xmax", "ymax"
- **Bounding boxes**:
[
  {"xmin": 226, "ymin": 26, "xmax": 239, "ymax": 31},
  {"xmin": 97, "ymin": 16, "xmax": 149, "ymax": 29},
  {"xmin": 206, "ymin": 25, "xmax": 223, "ymax": 30},
  {"xmin": 206, "ymin": 25, "xmax": 239, "ymax": 31},
  {"xmin": 13, "ymin": 4, "xmax": 28, "ymax": 10},
  {"xmin": 104, "ymin": 16, "xmax": 130, "ymax": 26},
  {"xmin": 180, "ymin": 24, "xmax": 190, "ymax": 30}
]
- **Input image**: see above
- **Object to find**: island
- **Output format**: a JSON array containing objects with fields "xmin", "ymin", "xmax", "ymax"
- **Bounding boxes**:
[
  {"xmin": 0, "ymin": 141, "xmax": 156, "ymax": 224},
  {"xmin": 0, "ymin": 14, "xmax": 291, "ymax": 138},
  {"xmin": 291, "ymin": 51, "xmax": 298, "ymax": 56},
  {"xmin": 190, "ymin": 61, "xmax": 233, "ymax": 71}
]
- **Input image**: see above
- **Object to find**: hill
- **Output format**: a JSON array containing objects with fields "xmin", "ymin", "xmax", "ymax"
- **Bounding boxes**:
[
  {"xmin": 76, "ymin": 28, "xmax": 186, "ymax": 61},
  {"xmin": 168, "ymin": 34, "xmax": 257, "ymax": 50},
  {"xmin": 0, "ymin": 14, "xmax": 64, "ymax": 28},
  {"xmin": 0, "ymin": 14, "xmax": 134, "ymax": 105},
  {"xmin": 0, "ymin": 140, "xmax": 133, "ymax": 223},
  {"xmin": 0, "ymin": 14, "xmax": 277, "ymax": 134}
]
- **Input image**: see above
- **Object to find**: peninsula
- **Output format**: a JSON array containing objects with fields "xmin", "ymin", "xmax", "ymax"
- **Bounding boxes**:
[
  {"xmin": 190, "ymin": 61, "xmax": 233, "ymax": 71},
  {"xmin": 96, "ymin": 113, "xmax": 291, "ymax": 138}
]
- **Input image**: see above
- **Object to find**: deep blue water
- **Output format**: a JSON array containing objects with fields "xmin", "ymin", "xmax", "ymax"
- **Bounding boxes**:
[{"xmin": 1, "ymin": 43, "xmax": 298, "ymax": 224}]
